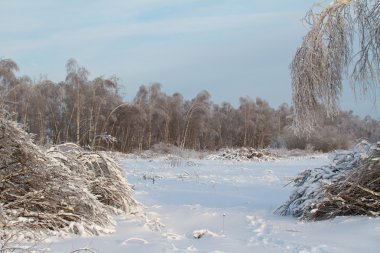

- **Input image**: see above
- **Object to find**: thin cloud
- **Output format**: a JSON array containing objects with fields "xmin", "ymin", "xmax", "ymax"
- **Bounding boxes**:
[{"xmin": 2, "ymin": 9, "xmax": 302, "ymax": 54}]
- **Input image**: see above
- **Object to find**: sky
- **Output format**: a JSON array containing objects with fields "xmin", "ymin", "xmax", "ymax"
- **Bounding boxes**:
[{"xmin": 0, "ymin": 0, "xmax": 379, "ymax": 117}]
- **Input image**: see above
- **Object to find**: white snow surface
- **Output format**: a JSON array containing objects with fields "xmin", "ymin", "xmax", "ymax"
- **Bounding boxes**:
[{"xmin": 42, "ymin": 154, "xmax": 380, "ymax": 253}]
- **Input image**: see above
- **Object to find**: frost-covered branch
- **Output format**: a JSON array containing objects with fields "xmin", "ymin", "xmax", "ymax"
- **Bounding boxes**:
[{"xmin": 292, "ymin": 0, "xmax": 380, "ymax": 134}]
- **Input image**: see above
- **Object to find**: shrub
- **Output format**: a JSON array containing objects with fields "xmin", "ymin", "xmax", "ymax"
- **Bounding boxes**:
[
  {"xmin": 276, "ymin": 140, "xmax": 380, "ymax": 220},
  {"xmin": 0, "ymin": 116, "xmax": 138, "ymax": 236}
]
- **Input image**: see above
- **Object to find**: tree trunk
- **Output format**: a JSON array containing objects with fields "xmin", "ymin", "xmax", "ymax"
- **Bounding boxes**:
[{"xmin": 76, "ymin": 77, "xmax": 81, "ymax": 145}]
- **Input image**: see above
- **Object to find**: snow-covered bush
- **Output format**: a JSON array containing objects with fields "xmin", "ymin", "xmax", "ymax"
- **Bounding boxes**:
[
  {"xmin": 47, "ymin": 143, "xmax": 138, "ymax": 214},
  {"xmin": 276, "ymin": 140, "xmax": 380, "ymax": 220},
  {"xmin": 0, "ymin": 117, "xmax": 138, "ymax": 236}
]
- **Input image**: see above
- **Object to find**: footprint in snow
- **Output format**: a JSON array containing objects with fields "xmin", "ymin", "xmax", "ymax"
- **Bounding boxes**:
[
  {"xmin": 246, "ymin": 215, "xmax": 329, "ymax": 253},
  {"xmin": 246, "ymin": 215, "xmax": 273, "ymax": 245}
]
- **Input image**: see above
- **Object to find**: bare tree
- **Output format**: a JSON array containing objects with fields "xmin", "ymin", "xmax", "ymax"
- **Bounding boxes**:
[
  {"xmin": 0, "ymin": 59, "xmax": 19, "ymax": 115},
  {"xmin": 180, "ymin": 90, "xmax": 211, "ymax": 149},
  {"xmin": 254, "ymin": 97, "xmax": 275, "ymax": 148},
  {"xmin": 0, "ymin": 59, "xmax": 19, "ymax": 91},
  {"xmin": 65, "ymin": 58, "xmax": 89, "ymax": 145},
  {"xmin": 239, "ymin": 97, "xmax": 255, "ymax": 147},
  {"xmin": 217, "ymin": 102, "xmax": 239, "ymax": 147},
  {"xmin": 88, "ymin": 76, "xmax": 120, "ymax": 147},
  {"xmin": 291, "ymin": 0, "xmax": 380, "ymax": 134},
  {"xmin": 168, "ymin": 93, "xmax": 185, "ymax": 147}
]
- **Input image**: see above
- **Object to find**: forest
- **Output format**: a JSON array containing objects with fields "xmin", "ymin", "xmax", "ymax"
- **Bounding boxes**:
[{"xmin": 1, "ymin": 58, "xmax": 380, "ymax": 153}]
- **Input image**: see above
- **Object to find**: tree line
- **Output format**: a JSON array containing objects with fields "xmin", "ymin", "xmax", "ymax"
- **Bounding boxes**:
[{"xmin": 1, "ymin": 58, "xmax": 379, "ymax": 152}]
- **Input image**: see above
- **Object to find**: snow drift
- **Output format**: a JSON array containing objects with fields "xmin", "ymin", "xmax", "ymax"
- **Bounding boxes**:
[
  {"xmin": 0, "ymin": 116, "xmax": 138, "ymax": 236},
  {"xmin": 277, "ymin": 140, "xmax": 380, "ymax": 220}
]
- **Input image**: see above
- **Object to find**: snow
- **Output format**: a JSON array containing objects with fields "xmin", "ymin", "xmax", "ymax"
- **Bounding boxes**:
[{"xmin": 38, "ymin": 154, "xmax": 380, "ymax": 252}]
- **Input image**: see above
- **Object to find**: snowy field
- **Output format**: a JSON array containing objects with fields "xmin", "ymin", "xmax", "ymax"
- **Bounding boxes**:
[{"xmin": 46, "ymin": 154, "xmax": 380, "ymax": 253}]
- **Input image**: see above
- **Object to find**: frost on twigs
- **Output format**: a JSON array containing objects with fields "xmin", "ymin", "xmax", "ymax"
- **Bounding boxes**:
[
  {"xmin": 0, "ymin": 117, "xmax": 138, "ymax": 236},
  {"xmin": 48, "ymin": 143, "xmax": 138, "ymax": 214},
  {"xmin": 276, "ymin": 139, "xmax": 380, "ymax": 220},
  {"xmin": 291, "ymin": 0, "xmax": 380, "ymax": 135}
]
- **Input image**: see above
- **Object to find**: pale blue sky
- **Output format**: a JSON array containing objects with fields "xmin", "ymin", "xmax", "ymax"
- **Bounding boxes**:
[{"xmin": 0, "ymin": 0, "xmax": 378, "ymax": 117}]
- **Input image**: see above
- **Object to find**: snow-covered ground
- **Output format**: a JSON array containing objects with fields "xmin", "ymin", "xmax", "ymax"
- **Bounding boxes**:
[{"xmin": 45, "ymin": 154, "xmax": 380, "ymax": 253}]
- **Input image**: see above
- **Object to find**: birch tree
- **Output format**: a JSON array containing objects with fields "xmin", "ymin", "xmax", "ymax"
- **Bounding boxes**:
[
  {"xmin": 291, "ymin": 0, "xmax": 380, "ymax": 134},
  {"xmin": 180, "ymin": 90, "xmax": 211, "ymax": 149},
  {"xmin": 65, "ymin": 58, "xmax": 89, "ymax": 145},
  {"xmin": 0, "ymin": 59, "xmax": 19, "ymax": 114}
]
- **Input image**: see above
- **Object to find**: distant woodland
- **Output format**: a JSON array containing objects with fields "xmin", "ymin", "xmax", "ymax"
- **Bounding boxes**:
[{"xmin": 1, "ymin": 58, "xmax": 380, "ymax": 152}]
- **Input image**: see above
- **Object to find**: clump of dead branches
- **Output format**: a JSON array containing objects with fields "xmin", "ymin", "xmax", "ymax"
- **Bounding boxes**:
[
  {"xmin": 207, "ymin": 147, "xmax": 278, "ymax": 162},
  {"xmin": 311, "ymin": 143, "xmax": 380, "ymax": 219},
  {"xmin": 0, "ymin": 116, "xmax": 138, "ymax": 236},
  {"xmin": 277, "ymin": 139, "xmax": 380, "ymax": 220}
]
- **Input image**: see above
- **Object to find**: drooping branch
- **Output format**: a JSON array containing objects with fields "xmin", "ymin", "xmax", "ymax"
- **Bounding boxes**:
[
  {"xmin": 291, "ymin": 0, "xmax": 380, "ymax": 135},
  {"xmin": 351, "ymin": 0, "xmax": 380, "ymax": 92}
]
